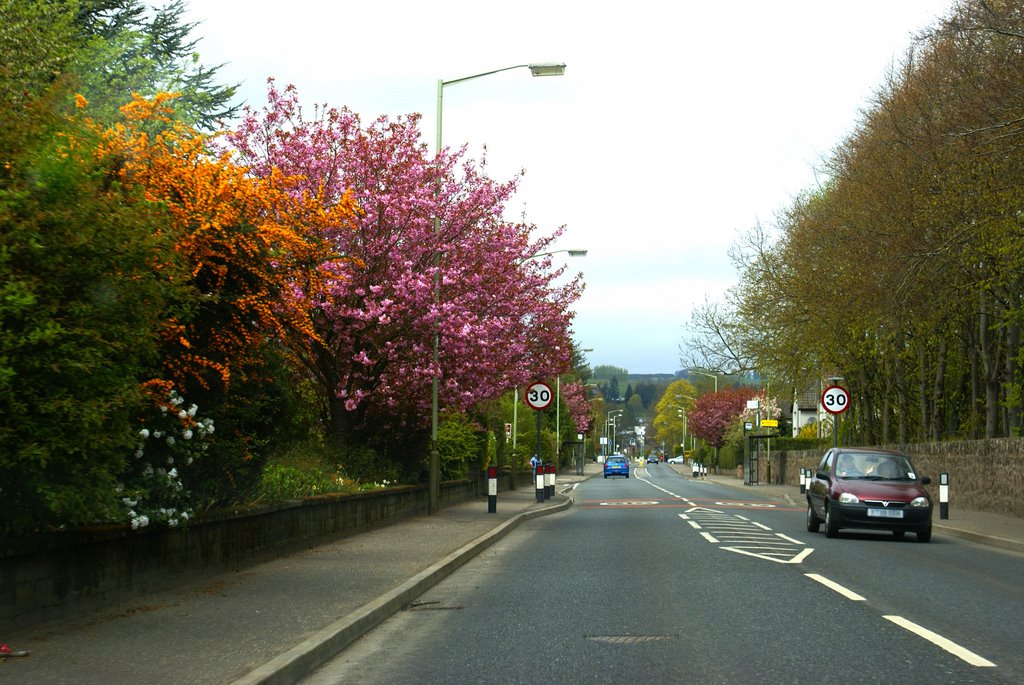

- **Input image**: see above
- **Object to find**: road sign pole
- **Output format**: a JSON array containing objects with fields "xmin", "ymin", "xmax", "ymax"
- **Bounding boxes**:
[
  {"xmin": 536, "ymin": 409, "xmax": 543, "ymax": 498},
  {"xmin": 821, "ymin": 385, "xmax": 850, "ymax": 449},
  {"xmin": 523, "ymin": 381, "xmax": 553, "ymax": 482}
]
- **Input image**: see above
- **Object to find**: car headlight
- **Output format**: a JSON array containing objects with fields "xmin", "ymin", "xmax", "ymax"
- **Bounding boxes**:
[
  {"xmin": 910, "ymin": 496, "xmax": 930, "ymax": 507},
  {"xmin": 838, "ymin": 492, "xmax": 860, "ymax": 504}
]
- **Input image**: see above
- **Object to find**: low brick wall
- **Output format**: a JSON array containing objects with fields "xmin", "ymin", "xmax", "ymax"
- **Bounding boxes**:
[
  {"xmin": 756, "ymin": 437, "xmax": 1024, "ymax": 518},
  {"xmin": 1, "ymin": 468, "xmax": 535, "ymax": 630}
]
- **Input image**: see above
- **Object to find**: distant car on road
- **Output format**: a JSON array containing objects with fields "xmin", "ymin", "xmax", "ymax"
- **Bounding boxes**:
[
  {"xmin": 604, "ymin": 455, "xmax": 630, "ymax": 479},
  {"xmin": 646, "ymin": 455, "xmax": 659, "ymax": 464},
  {"xmin": 667, "ymin": 455, "xmax": 686, "ymax": 464},
  {"xmin": 806, "ymin": 447, "xmax": 933, "ymax": 542}
]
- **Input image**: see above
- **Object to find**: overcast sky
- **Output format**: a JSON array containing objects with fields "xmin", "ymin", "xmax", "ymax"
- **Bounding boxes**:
[{"xmin": 183, "ymin": 0, "xmax": 954, "ymax": 375}]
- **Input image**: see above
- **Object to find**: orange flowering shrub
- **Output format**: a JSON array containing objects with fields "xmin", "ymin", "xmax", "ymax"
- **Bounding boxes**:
[{"xmin": 90, "ymin": 93, "xmax": 359, "ymax": 391}]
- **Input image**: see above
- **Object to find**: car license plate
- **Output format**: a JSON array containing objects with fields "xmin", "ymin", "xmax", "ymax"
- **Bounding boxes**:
[{"xmin": 867, "ymin": 508, "xmax": 903, "ymax": 519}]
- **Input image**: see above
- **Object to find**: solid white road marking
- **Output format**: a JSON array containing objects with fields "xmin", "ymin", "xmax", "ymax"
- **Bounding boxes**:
[
  {"xmin": 598, "ymin": 501, "xmax": 660, "ymax": 506},
  {"xmin": 700, "ymin": 532, "xmax": 719, "ymax": 543},
  {"xmin": 775, "ymin": 533, "xmax": 805, "ymax": 545},
  {"xmin": 715, "ymin": 502, "xmax": 777, "ymax": 508},
  {"xmin": 883, "ymin": 615, "xmax": 996, "ymax": 667},
  {"xmin": 805, "ymin": 573, "xmax": 866, "ymax": 601}
]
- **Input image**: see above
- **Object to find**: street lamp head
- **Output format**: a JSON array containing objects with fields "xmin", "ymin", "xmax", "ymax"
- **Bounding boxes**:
[
  {"xmin": 567, "ymin": 249, "xmax": 588, "ymax": 257},
  {"xmin": 529, "ymin": 62, "xmax": 567, "ymax": 77}
]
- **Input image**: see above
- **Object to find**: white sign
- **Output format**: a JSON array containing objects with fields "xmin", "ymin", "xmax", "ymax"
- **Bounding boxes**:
[
  {"xmin": 525, "ymin": 381, "xmax": 553, "ymax": 410},
  {"xmin": 821, "ymin": 385, "xmax": 850, "ymax": 415}
]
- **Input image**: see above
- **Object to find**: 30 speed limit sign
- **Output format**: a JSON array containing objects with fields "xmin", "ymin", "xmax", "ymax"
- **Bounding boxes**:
[
  {"xmin": 524, "ymin": 382, "xmax": 553, "ymax": 410},
  {"xmin": 821, "ymin": 385, "xmax": 850, "ymax": 415}
]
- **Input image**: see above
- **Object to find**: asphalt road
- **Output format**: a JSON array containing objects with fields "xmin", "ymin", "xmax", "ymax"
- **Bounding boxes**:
[{"xmin": 300, "ymin": 463, "xmax": 1022, "ymax": 684}]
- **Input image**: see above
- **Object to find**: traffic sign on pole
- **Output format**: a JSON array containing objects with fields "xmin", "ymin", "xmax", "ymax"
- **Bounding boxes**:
[
  {"xmin": 524, "ymin": 381, "xmax": 553, "ymax": 410},
  {"xmin": 821, "ymin": 385, "xmax": 850, "ymax": 415}
]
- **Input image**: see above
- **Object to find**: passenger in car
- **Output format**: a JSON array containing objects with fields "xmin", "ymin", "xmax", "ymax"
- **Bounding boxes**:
[
  {"xmin": 877, "ymin": 460, "xmax": 900, "ymax": 479},
  {"xmin": 837, "ymin": 454, "xmax": 862, "ymax": 478}
]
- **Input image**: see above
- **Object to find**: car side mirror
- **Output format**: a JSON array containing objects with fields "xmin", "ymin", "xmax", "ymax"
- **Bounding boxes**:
[
  {"xmin": 816, "ymin": 471, "xmax": 829, "ymax": 481},
  {"xmin": 920, "ymin": 476, "xmax": 931, "ymax": 485}
]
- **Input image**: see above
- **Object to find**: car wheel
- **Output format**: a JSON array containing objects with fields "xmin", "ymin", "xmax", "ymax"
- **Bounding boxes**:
[
  {"xmin": 806, "ymin": 501, "xmax": 821, "ymax": 532},
  {"xmin": 916, "ymin": 524, "xmax": 932, "ymax": 543},
  {"xmin": 824, "ymin": 504, "xmax": 839, "ymax": 538},
  {"xmin": 604, "ymin": 474, "xmax": 608, "ymax": 479}
]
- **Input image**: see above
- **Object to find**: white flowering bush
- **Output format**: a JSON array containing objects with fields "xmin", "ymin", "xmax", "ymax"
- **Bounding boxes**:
[{"xmin": 119, "ymin": 389, "xmax": 214, "ymax": 529}]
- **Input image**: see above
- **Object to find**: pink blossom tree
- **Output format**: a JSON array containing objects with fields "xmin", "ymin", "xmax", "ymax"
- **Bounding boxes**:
[
  {"xmin": 226, "ymin": 82, "xmax": 582, "ymax": 463},
  {"xmin": 687, "ymin": 387, "xmax": 756, "ymax": 450},
  {"xmin": 560, "ymin": 380, "xmax": 594, "ymax": 434}
]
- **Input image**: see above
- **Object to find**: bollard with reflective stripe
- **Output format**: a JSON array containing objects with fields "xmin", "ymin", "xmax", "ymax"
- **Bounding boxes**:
[
  {"xmin": 800, "ymin": 467, "xmax": 806, "ymax": 495},
  {"xmin": 702, "ymin": 464, "xmax": 707, "ymax": 479},
  {"xmin": 487, "ymin": 466, "xmax": 497, "ymax": 513},
  {"xmin": 939, "ymin": 472, "xmax": 949, "ymax": 519},
  {"xmin": 546, "ymin": 464, "xmax": 555, "ymax": 498},
  {"xmin": 535, "ymin": 466, "xmax": 544, "ymax": 503}
]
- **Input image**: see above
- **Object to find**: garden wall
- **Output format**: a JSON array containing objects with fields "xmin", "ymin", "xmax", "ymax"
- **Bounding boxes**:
[
  {"xmin": 755, "ymin": 437, "xmax": 1024, "ymax": 518},
  {"xmin": 1, "ymin": 468, "xmax": 535, "ymax": 630}
]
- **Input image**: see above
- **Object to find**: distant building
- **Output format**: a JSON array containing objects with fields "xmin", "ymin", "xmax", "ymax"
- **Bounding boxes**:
[{"xmin": 791, "ymin": 384, "xmax": 821, "ymax": 437}]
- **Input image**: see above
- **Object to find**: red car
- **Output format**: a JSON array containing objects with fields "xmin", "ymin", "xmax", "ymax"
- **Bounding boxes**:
[{"xmin": 806, "ymin": 448, "xmax": 933, "ymax": 542}]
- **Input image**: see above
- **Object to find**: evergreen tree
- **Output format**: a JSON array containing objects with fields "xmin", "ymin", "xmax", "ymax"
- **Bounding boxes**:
[{"xmin": 73, "ymin": 0, "xmax": 240, "ymax": 129}]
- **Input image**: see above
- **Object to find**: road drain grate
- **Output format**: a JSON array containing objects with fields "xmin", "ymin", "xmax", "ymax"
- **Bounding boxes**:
[{"xmin": 586, "ymin": 635, "xmax": 674, "ymax": 644}]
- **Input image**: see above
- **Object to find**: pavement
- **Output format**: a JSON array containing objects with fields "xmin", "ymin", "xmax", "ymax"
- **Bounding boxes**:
[{"xmin": 3, "ymin": 461, "xmax": 1021, "ymax": 685}]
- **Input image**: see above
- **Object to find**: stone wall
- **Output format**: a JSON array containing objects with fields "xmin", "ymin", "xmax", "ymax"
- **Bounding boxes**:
[
  {"xmin": 1, "ymin": 469, "xmax": 535, "ymax": 630},
  {"xmin": 756, "ymin": 437, "xmax": 1024, "ymax": 518}
]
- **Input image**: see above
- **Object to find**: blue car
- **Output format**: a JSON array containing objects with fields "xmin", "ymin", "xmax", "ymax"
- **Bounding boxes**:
[{"xmin": 604, "ymin": 455, "xmax": 630, "ymax": 478}]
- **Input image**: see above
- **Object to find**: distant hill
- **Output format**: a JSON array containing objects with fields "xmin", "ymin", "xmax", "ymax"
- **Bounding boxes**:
[{"xmin": 625, "ymin": 373, "xmax": 678, "ymax": 383}]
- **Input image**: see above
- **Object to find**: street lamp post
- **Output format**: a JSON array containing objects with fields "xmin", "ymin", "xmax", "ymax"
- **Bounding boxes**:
[
  {"xmin": 429, "ymin": 63, "xmax": 566, "ymax": 515},
  {"xmin": 667, "ymin": 403, "xmax": 688, "ymax": 456},
  {"xmin": 603, "ymin": 409, "xmax": 623, "ymax": 458},
  {"xmin": 609, "ymin": 410, "xmax": 624, "ymax": 454},
  {"xmin": 674, "ymin": 394, "xmax": 696, "ymax": 454},
  {"xmin": 689, "ymin": 369, "xmax": 720, "ymax": 473}
]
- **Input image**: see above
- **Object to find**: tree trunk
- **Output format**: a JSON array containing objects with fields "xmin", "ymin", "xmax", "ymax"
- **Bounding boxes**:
[
  {"xmin": 931, "ymin": 339, "xmax": 946, "ymax": 442},
  {"xmin": 859, "ymin": 368, "xmax": 875, "ymax": 445},
  {"xmin": 979, "ymin": 291, "xmax": 1002, "ymax": 439},
  {"xmin": 1006, "ymin": 319, "xmax": 1020, "ymax": 435},
  {"xmin": 969, "ymin": 321, "xmax": 981, "ymax": 439},
  {"xmin": 918, "ymin": 346, "xmax": 929, "ymax": 442},
  {"xmin": 881, "ymin": 354, "xmax": 892, "ymax": 445},
  {"xmin": 895, "ymin": 350, "xmax": 908, "ymax": 444}
]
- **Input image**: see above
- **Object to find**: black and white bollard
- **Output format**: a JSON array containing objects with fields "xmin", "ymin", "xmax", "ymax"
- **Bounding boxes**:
[
  {"xmin": 487, "ymin": 466, "xmax": 497, "ymax": 513},
  {"xmin": 939, "ymin": 472, "xmax": 949, "ymax": 519},
  {"xmin": 546, "ymin": 464, "xmax": 555, "ymax": 498},
  {"xmin": 692, "ymin": 462, "xmax": 699, "ymax": 479},
  {"xmin": 799, "ymin": 467, "xmax": 806, "ymax": 495},
  {"xmin": 702, "ymin": 464, "xmax": 707, "ymax": 479},
  {"xmin": 535, "ymin": 466, "xmax": 544, "ymax": 503}
]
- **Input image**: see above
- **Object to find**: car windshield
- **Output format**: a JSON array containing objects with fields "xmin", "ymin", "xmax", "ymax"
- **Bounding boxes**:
[
  {"xmin": 608, "ymin": 458, "xmax": 626, "ymax": 465},
  {"xmin": 835, "ymin": 453, "xmax": 913, "ymax": 480}
]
